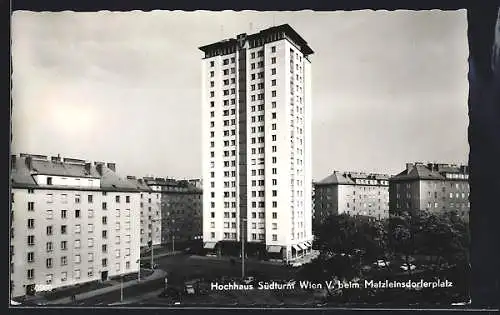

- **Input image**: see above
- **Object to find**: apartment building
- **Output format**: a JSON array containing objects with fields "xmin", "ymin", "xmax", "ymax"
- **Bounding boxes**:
[
  {"xmin": 199, "ymin": 24, "xmax": 314, "ymax": 262},
  {"xmin": 389, "ymin": 162, "xmax": 470, "ymax": 221},
  {"xmin": 147, "ymin": 178, "xmax": 203, "ymax": 249},
  {"xmin": 126, "ymin": 177, "xmax": 162, "ymax": 248},
  {"xmin": 314, "ymin": 171, "xmax": 390, "ymax": 225},
  {"xmin": 10, "ymin": 154, "xmax": 141, "ymax": 298}
]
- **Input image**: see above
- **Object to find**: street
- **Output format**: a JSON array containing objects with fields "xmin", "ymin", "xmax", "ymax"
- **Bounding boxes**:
[{"xmin": 74, "ymin": 254, "xmax": 299, "ymax": 305}]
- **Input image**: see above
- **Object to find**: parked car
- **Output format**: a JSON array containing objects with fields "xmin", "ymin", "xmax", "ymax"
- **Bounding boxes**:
[
  {"xmin": 241, "ymin": 276, "xmax": 255, "ymax": 285},
  {"xmin": 373, "ymin": 260, "xmax": 390, "ymax": 268},
  {"xmin": 291, "ymin": 262, "xmax": 303, "ymax": 268},
  {"xmin": 400, "ymin": 263, "xmax": 416, "ymax": 271}
]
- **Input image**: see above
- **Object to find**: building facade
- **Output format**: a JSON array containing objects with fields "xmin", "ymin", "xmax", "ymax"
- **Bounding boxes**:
[
  {"xmin": 314, "ymin": 171, "xmax": 390, "ymax": 225},
  {"xmin": 150, "ymin": 178, "xmax": 203, "ymax": 249},
  {"xmin": 389, "ymin": 163, "xmax": 470, "ymax": 221},
  {"xmin": 126, "ymin": 177, "xmax": 162, "ymax": 248},
  {"xmin": 199, "ymin": 24, "xmax": 314, "ymax": 261},
  {"xmin": 10, "ymin": 154, "xmax": 141, "ymax": 298}
]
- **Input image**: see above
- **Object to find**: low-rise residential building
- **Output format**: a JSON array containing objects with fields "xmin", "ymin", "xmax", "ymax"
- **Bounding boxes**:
[
  {"xmin": 10, "ymin": 154, "xmax": 141, "ymax": 298},
  {"xmin": 389, "ymin": 162, "xmax": 470, "ymax": 221},
  {"xmin": 314, "ymin": 171, "xmax": 390, "ymax": 225}
]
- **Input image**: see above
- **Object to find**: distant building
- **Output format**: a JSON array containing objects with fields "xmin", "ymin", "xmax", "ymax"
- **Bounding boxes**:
[
  {"xmin": 145, "ymin": 178, "xmax": 203, "ymax": 249},
  {"xmin": 10, "ymin": 154, "xmax": 141, "ymax": 298},
  {"xmin": 126, "ymin": 177, "xmax": 162, "ymax": 248},
  {"xmin": 389, "ymin": 163, "xmax": 470, "ymax": 221},
  {"xmin": 314, "ymin": 171, "xmax": 390, "ymax": 224}
]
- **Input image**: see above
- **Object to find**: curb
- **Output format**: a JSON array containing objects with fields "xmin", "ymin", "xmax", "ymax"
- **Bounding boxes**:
[{"xmin": 46, "ymin": 269, "xmax": 167, "ymax": 305}]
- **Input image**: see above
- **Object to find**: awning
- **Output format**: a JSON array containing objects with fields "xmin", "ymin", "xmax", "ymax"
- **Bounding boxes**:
[
  {"xmin": 292, "ymin": 244, "xmax": 301, "ymax": 251},
  {"xmin": 203, "ymin": 242, "xmax": 216, "ymax": 249},
  {"xmin": 267, "ymin": 245, "xmax": 282, "ymax": 253},
  {"xmin": 299, "ymin": 243, "xmax": 308, "ymax": 250}
]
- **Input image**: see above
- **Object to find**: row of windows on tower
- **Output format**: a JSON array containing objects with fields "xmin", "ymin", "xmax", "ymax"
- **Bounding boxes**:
[{"xmin": 209, "ymin": 68, "xmax": 236, "ymax": 78}]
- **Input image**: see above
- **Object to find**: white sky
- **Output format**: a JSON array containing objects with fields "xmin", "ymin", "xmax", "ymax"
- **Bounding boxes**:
[{"xmin": 11, "ymin": 10, "xmax": 469, "ymax": 180}]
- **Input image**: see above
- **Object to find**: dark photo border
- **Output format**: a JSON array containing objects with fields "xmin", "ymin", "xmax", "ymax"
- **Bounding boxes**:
[{"xmin": 4, "ymin": 1, "xmax": 500, "ymax": 314}]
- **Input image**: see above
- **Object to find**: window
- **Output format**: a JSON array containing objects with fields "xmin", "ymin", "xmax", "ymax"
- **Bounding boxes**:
[
  {"xmin": 88, "ymin": 195, "xmax": 93, "ymax": 203},
  {"xmin": 102, "ymin": 216, "xmax": 107, "ymax": 225},
  {"xmin": 74, "ymin": 269, "xmax": 81, "ymax": 279},
  {"xmin": 27, "ymin": 269, "xmax": 34, "ymax": 280},
  {"xmin": 61, "ymin": 225, "xmax": 67, "ymax": 234},
  {"xmin": 88, "ymin": 224, "xmax": 94, "ymax": 233},
  {"xmin": 271, "ymin": 46, "xmax": 276, "ymax": 53},
  {"xmin": 75, "ymin": 209, "xmax": 81, "ymax": 218},
  {"xmin": 271, "ymin": 68, "xmax": 276, "ymax": 75},
  {"xmin": 102, "ymin": 230, "xmax": 107, "ymax": 239},
  {"xmin": 272, "ymin": 212, "xmax": 277, "ymax": 219},
  {"xmin": 61, "ymin": 210, "xmax": 67, "ymax": 219},
  {"xmin": 272, "ymin": 234, "xmax": 278, "ymax": 241},
  {"xmin": 102, "ymin": 202, "xmax": 107, "ymax": 210},
  {"xmin": 46, "ymin": 241, "xmax": 53, "ymax": 252},
  {"xmin": 61, "ymin": 256, "xmax": 67, "ymax": 266},
  {"xmin": 88, "ymin": 253, "xmax": 94, "ymax": 262},
  {"xmin": 27, "ymin": 218, "xmax": 35, "ymax": 229},
  {"xmin": 271, "ymin": 57, "xmax": 276, "ymax": 64},
  {"xmin": 27, "ymin": 252, "xmax": 35, "ymax": 263},
  {"xmin": 74, "ymin": 239, "xmax": 81, "ymax": 249},
  {"xmin": 27, "ymin": 235, "xmax": 35, "ymax": 246},
  {"xmin": 74, "ymin": 254, "xmax": 81, "ymax": 264},
  {"xmin": 75, "ymin": 195, "xmax": 81, "ymax": 203},
  {"xmin": 126, "ymin": 261, "xmax": 131, "ymax": 269},
  {"xmin": 46, "ymin": 258, "xmax": 53, "ymax": 268},
  {"xmin": 102, "ymin": 244, "xmax": 107, "ymax": 253},
  {"xmin": 115, "ymin": 236, "xmax": 121, "ymax": 244},
  {"xmin": 28, "ymin": 201, "xmax": 35, "ymax": 211},
  {"xmin": 47, "ymin": 177, "xmax": 52, "ymax": 185},
  {"xmin": 88, "ymin": 267, "xmax": 93, "ymax": 277},
  {"xmin": 45, "ymin": 274, "xmax": 53, "ymax": 284},
  {"xmin": 61, "ymin": 240, "xmax": 67, "ymax": 250},
  {"xmin": 102, "ymin": 258, "xmax": 108, "ymax": 267},
  {"xmin": 88, "ymin": 209, "xmax": 94, "ymax": 218}
]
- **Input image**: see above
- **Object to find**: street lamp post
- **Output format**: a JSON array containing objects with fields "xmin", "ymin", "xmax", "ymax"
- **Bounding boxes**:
[
  {"xmin": 151, "ymin": 218, "xmax": 159, "ymax": 269},
  {"xmin": 136, "ymin": 259, "xmax": 141, "ymax": 282},
  {"xmin": 120, "ymin": 276, "xmax": 124, "ymax": 302},
  {"xmin": 241, "ymin": 218, "xmax": 247, "ymax": 279}
]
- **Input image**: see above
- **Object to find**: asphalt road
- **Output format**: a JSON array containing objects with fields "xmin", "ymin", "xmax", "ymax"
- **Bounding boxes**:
[{"xmin": 76, "ymin": 254, "xmax": 297, "ymax": 305}]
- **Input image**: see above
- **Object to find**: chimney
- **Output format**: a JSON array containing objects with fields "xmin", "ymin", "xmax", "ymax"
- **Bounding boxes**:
[
  {"xmin": 11, "ymin": 155, "xmax": 16, "ymax": 170},
  {"xmin": 406, "ymin": 163, "xmax": 414, "ymax": 172},
  {"xmin": 25, "ymin": 156, "xmax": 33, "ymax": 170},
  {"xmin": 95, "ymin": 163, "xmax": 104, "ymax": 176},
  {"xmin": 107, "ymin": 163, "xmax": 116, "ymax": 172},
  {"xmin": 84, "ymin": 162, "xmax": 92, "ymax": 174}
]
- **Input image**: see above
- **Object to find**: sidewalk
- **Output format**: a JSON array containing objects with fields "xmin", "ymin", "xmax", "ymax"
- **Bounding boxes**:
[
  {"xmin": 109, "ymin": 288, "xmax": 165, "ymax": 305},
  {"xmin": 46, "ymin": 269, "xmax": 167, "ymax": 305},
  {"xmin": 140, "ymin": 250, "xmax": 183, "ymax": 261}
]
